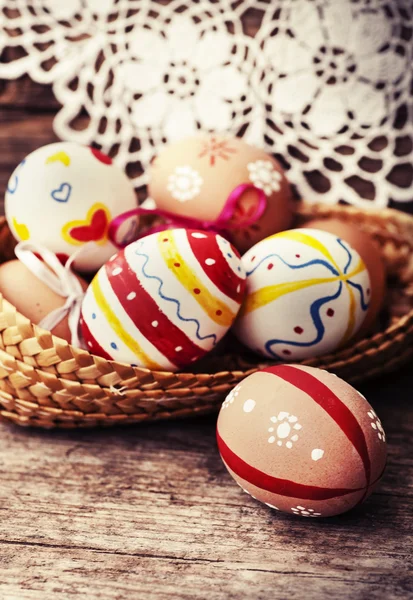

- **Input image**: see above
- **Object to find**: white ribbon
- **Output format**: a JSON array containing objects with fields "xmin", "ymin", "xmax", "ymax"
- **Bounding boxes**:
[{"xmin": 14, "ymin": 241, "xmax": 87, "ymax": 347}]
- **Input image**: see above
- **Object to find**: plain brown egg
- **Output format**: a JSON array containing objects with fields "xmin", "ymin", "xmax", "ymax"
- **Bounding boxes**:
[
  {"xmin": 303, "ymin": 218, "xmax": 386, "ymax": 336},
  {"xmin": 148, "ymin": 134, "xmax": 294, "ymax": 253},
  {"xmin": 0, "ymin": 259, "xmax": 88, "ymax": 342}
]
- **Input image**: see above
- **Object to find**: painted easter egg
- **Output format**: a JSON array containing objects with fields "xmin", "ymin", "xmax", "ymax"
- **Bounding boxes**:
[
  {"xmin": 234, "ymin": 228, "xmax": 371, "ymax": 360},
  {"xmin": 80, "ymin": 229, "xmax": 246, "ymax": 370},
  {"xmin": 5, "ymin": 142, "xmax": 138, "ymax": 272},
  {"xmin": 303, "ymin": 219, "xmax": 386, "ymax": 337},
  {"xmin": 217, "ymin": 365, "xmax": 387, "ymax": 518},
  {"xmin": 148, "ymin": 134, "xmax": 293, "ymax": 253}
]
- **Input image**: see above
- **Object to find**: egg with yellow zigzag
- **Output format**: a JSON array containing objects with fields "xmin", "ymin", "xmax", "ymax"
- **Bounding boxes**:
[{"xmin": 234, "ymin": 228, "xmax": 371, "ymax": 361}]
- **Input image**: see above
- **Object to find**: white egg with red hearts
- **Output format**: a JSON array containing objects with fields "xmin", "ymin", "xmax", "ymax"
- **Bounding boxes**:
[{"xmin": 5, "ymin": 142, "xmax": 138, "ymax": 272}]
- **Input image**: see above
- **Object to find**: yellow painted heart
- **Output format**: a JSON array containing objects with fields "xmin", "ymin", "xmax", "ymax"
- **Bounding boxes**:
[
  {"xmin": 12, "ymin": 217, "xmax": 30, "ymax": 241},
  {"xmin": 45, "ymin": 152, "xmax": 71, "ymax": 167}
]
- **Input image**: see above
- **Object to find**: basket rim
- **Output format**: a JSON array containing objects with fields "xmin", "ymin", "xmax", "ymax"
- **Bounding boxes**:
[{"xmin": 1, "ymin": 200, "xmax": 413, "ymax": 383}]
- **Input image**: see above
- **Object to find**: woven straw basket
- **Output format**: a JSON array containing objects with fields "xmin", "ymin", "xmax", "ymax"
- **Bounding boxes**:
[{"xmin": 0, "ymin": 202, "xmax": 412, "ymax": 429}]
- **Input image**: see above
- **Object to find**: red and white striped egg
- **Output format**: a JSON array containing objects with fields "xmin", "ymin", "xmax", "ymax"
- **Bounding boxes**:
[
  {"xmin": 80, "ymin": 229, "xmax": 246, "ymax": 370},
  {"xmin": 217, "ymin": 365, "xmax": 387, "ymax": 518}
]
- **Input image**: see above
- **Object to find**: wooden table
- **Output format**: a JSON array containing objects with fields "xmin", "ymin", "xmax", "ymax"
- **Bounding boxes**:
[{"xmin": 0, "ymin": 80, "xmax": 412, "ymax": 600}]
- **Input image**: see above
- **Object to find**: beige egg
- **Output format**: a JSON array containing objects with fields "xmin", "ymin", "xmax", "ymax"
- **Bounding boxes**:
[
  {"xmin": 148, "ymin": 134, "xmax": 294, "ymax": 253},
  {"xmin": 0, "ymin": 259, "xmax": 88, "ymax": 342},
  {"xmin": 303, "ymin": 219, "xmax": 386, "ymax": 335},
  {"xmin": 217, "ymin": 365, "xmax": 387, "ymax": 518}
]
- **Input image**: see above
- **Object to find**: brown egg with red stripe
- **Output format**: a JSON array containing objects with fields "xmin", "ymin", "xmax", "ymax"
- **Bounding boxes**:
[{"xmin": 217, "ymin": 365, "xmax": 387, "ymax": 517}]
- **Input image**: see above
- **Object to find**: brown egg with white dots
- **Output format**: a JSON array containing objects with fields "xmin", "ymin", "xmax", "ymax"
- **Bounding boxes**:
[
  {"xmin": 303, "ymin": 219, "xmax": 386, "ymax": 336},
  {"xmin": 0, "ymin": 259, "xmax": 88, "ymax": 342},
  {"xmin": 217, "ymin": 365, "xmax": 387, "ymax": 518},
  {"xmin": 148, "ymin": 134, "xmax": 294, "ymax": 253}
]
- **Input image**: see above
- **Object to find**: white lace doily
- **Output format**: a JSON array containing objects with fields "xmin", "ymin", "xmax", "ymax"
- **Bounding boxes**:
[{"xmin": 1, "ymin": 0, "xmax": 412, "ymax": 210}]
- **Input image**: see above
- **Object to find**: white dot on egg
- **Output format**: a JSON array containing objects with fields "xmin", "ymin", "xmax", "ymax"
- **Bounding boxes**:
[
  {"xmin": 191, "ymin": 232, "xmax": 207, "ymax": 239},
  {"xmin": 152, "ymin": 321, "xmax": 159, "ymax": 327},
  {"xmin": 268, "ymin": 436, "xmax": 275, "ymax": 444},
  {"xmin": 112, "ymin": 267, "xmax": 122, "ymax": 276},
  {"xmin": 127, "ymin": 292, "xmax": 136, "ymax": 300},
  {"xmin": 88, "ymin": 341, "xmax": 93, "ymax": 347},
  {"xmin": 311, "ymin": 448, "xmax": 324, "ymax": 461},
  {"xmin": 243, "ymin": 399, "xmax": 256, "ymax": 413},
  {"xmin": 205, "ymin": 258, "xmax": 216, "ymax": 266},
  {"xmin": 109, "ymin": 254, "xmax": 117, "ymax": 261},
  {"xmin": 175, "ymin": 346, "xmax": 182, "ymax": 352}
]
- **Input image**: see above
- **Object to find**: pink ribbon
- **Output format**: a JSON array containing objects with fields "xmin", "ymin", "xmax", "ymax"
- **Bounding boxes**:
[{"xmin": 108, "ymin": 183, "xmax": 267, "ymax": 249}]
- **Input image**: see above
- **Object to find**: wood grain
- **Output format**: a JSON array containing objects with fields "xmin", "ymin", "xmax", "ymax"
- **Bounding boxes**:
[
  {"xmin": 0, "ymin": 361, "xmax": 411, "ymax": 599},
  {"xmin": 0, "ymin": 32, "xmax": 412, "ymax": 599}
]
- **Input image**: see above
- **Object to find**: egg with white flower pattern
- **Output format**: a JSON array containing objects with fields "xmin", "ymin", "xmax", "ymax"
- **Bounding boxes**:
[
  {"xmin": 148, "ymin": 134, "xmax": 293, "ymax": 253},
  {"xmin": 234, "ymin": 228, "xmax": 371, "ymax": 360},
  {"xmin": 217, "ymin": 365, "xmax": 387, "ymax": 518},
  {"xmin": 5, "ymin": 142, "xmax": 138, "ymax": 272},
  {"xmin": 80, "ymin": 228, "xmax": 246, "ymax": 370}
]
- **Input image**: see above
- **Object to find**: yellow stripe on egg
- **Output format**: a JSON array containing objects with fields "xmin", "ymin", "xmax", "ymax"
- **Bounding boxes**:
[
  {"xmin": 339, "ymin": 282, "xmax": 357, "ymax": 347},
  {"xmin": 91, "ymin": 275, "xmax": 163, "ymax": 371},
  {"xmin": 274, "ymin": 230, "xmax": 341, "ymax": 273},
  {"xmin": 157, "ymin": 231, "xmax": 235, "ymax": 327},
  {"xmin": 240, "ymin": 277, "xmax": 339, "ymax": 316}
]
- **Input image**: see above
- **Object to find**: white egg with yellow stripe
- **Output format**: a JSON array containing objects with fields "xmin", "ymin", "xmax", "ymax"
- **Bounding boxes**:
[
  {"xmin": 80, "ymin": 229, "xmax": 246, "ymax": 370},
  {"xmin": 234, "ymin": 228, "xmax": 370, "ymax": 360}
]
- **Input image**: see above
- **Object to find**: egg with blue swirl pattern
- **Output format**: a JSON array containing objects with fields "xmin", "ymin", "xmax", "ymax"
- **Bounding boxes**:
[
  {"xmin": 234, "ymin": 229, "xmax": 370, "ymax": 361},
  {"xmin": 80, "ymin": 229, "xmax": 246, "ymax": 371}
]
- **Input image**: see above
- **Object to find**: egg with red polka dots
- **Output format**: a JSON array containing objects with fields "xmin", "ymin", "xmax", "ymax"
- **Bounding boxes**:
[
  {"xmin": 234, "ymin": 228, "xmax": 371, "ymax": 360},
  {"xmin": 217, "ymin": 365, "xmax": 387, "ymax": 518},
  {"xmin": 80, "ymin": 228, "xmax": 246, "ymax": 370}
]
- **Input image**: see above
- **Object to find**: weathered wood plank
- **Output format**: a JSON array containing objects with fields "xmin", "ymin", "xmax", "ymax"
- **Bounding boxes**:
[
  {"xmin": 0, "ymin": 111, "xmax": 59, "ymax": 212},
  {"xmin": 0, "ymin": 367, "xmax": 411, "ymax": 599},
  {"xmin": 0, "ymin": 78, "xmax": 57, "ymax": 110},
  {"xmin": 0, "ymin": 15, "xmax": 413, "ymax": 595}
]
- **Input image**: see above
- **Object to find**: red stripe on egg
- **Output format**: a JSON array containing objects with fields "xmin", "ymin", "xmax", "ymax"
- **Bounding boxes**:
[
  {"xmin": 105, "ymin": 259, "xmax": 205, "ymax": 369},
  {"xmin": 263, "ymin": 365, "xmax": 371, "ymax": 487},
  {"xmin": 90, "ymin": 147, "xmax": 112, "ymax": 165},
  {"xmin": 80, "ymin": 313, "xmax": 113, "ymax": 360},
  {"xmin": 186, "ymin": 232, "xmax": 245, "ymax": 303},
  {"xmin": 217, "ymin": 430, "xmax": 365, "ymax": 500}
]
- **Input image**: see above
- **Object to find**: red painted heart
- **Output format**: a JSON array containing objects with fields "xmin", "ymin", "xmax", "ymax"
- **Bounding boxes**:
[{"xmin": 69, "ymin": 208, "xmax": 109, "ymax": 243}]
